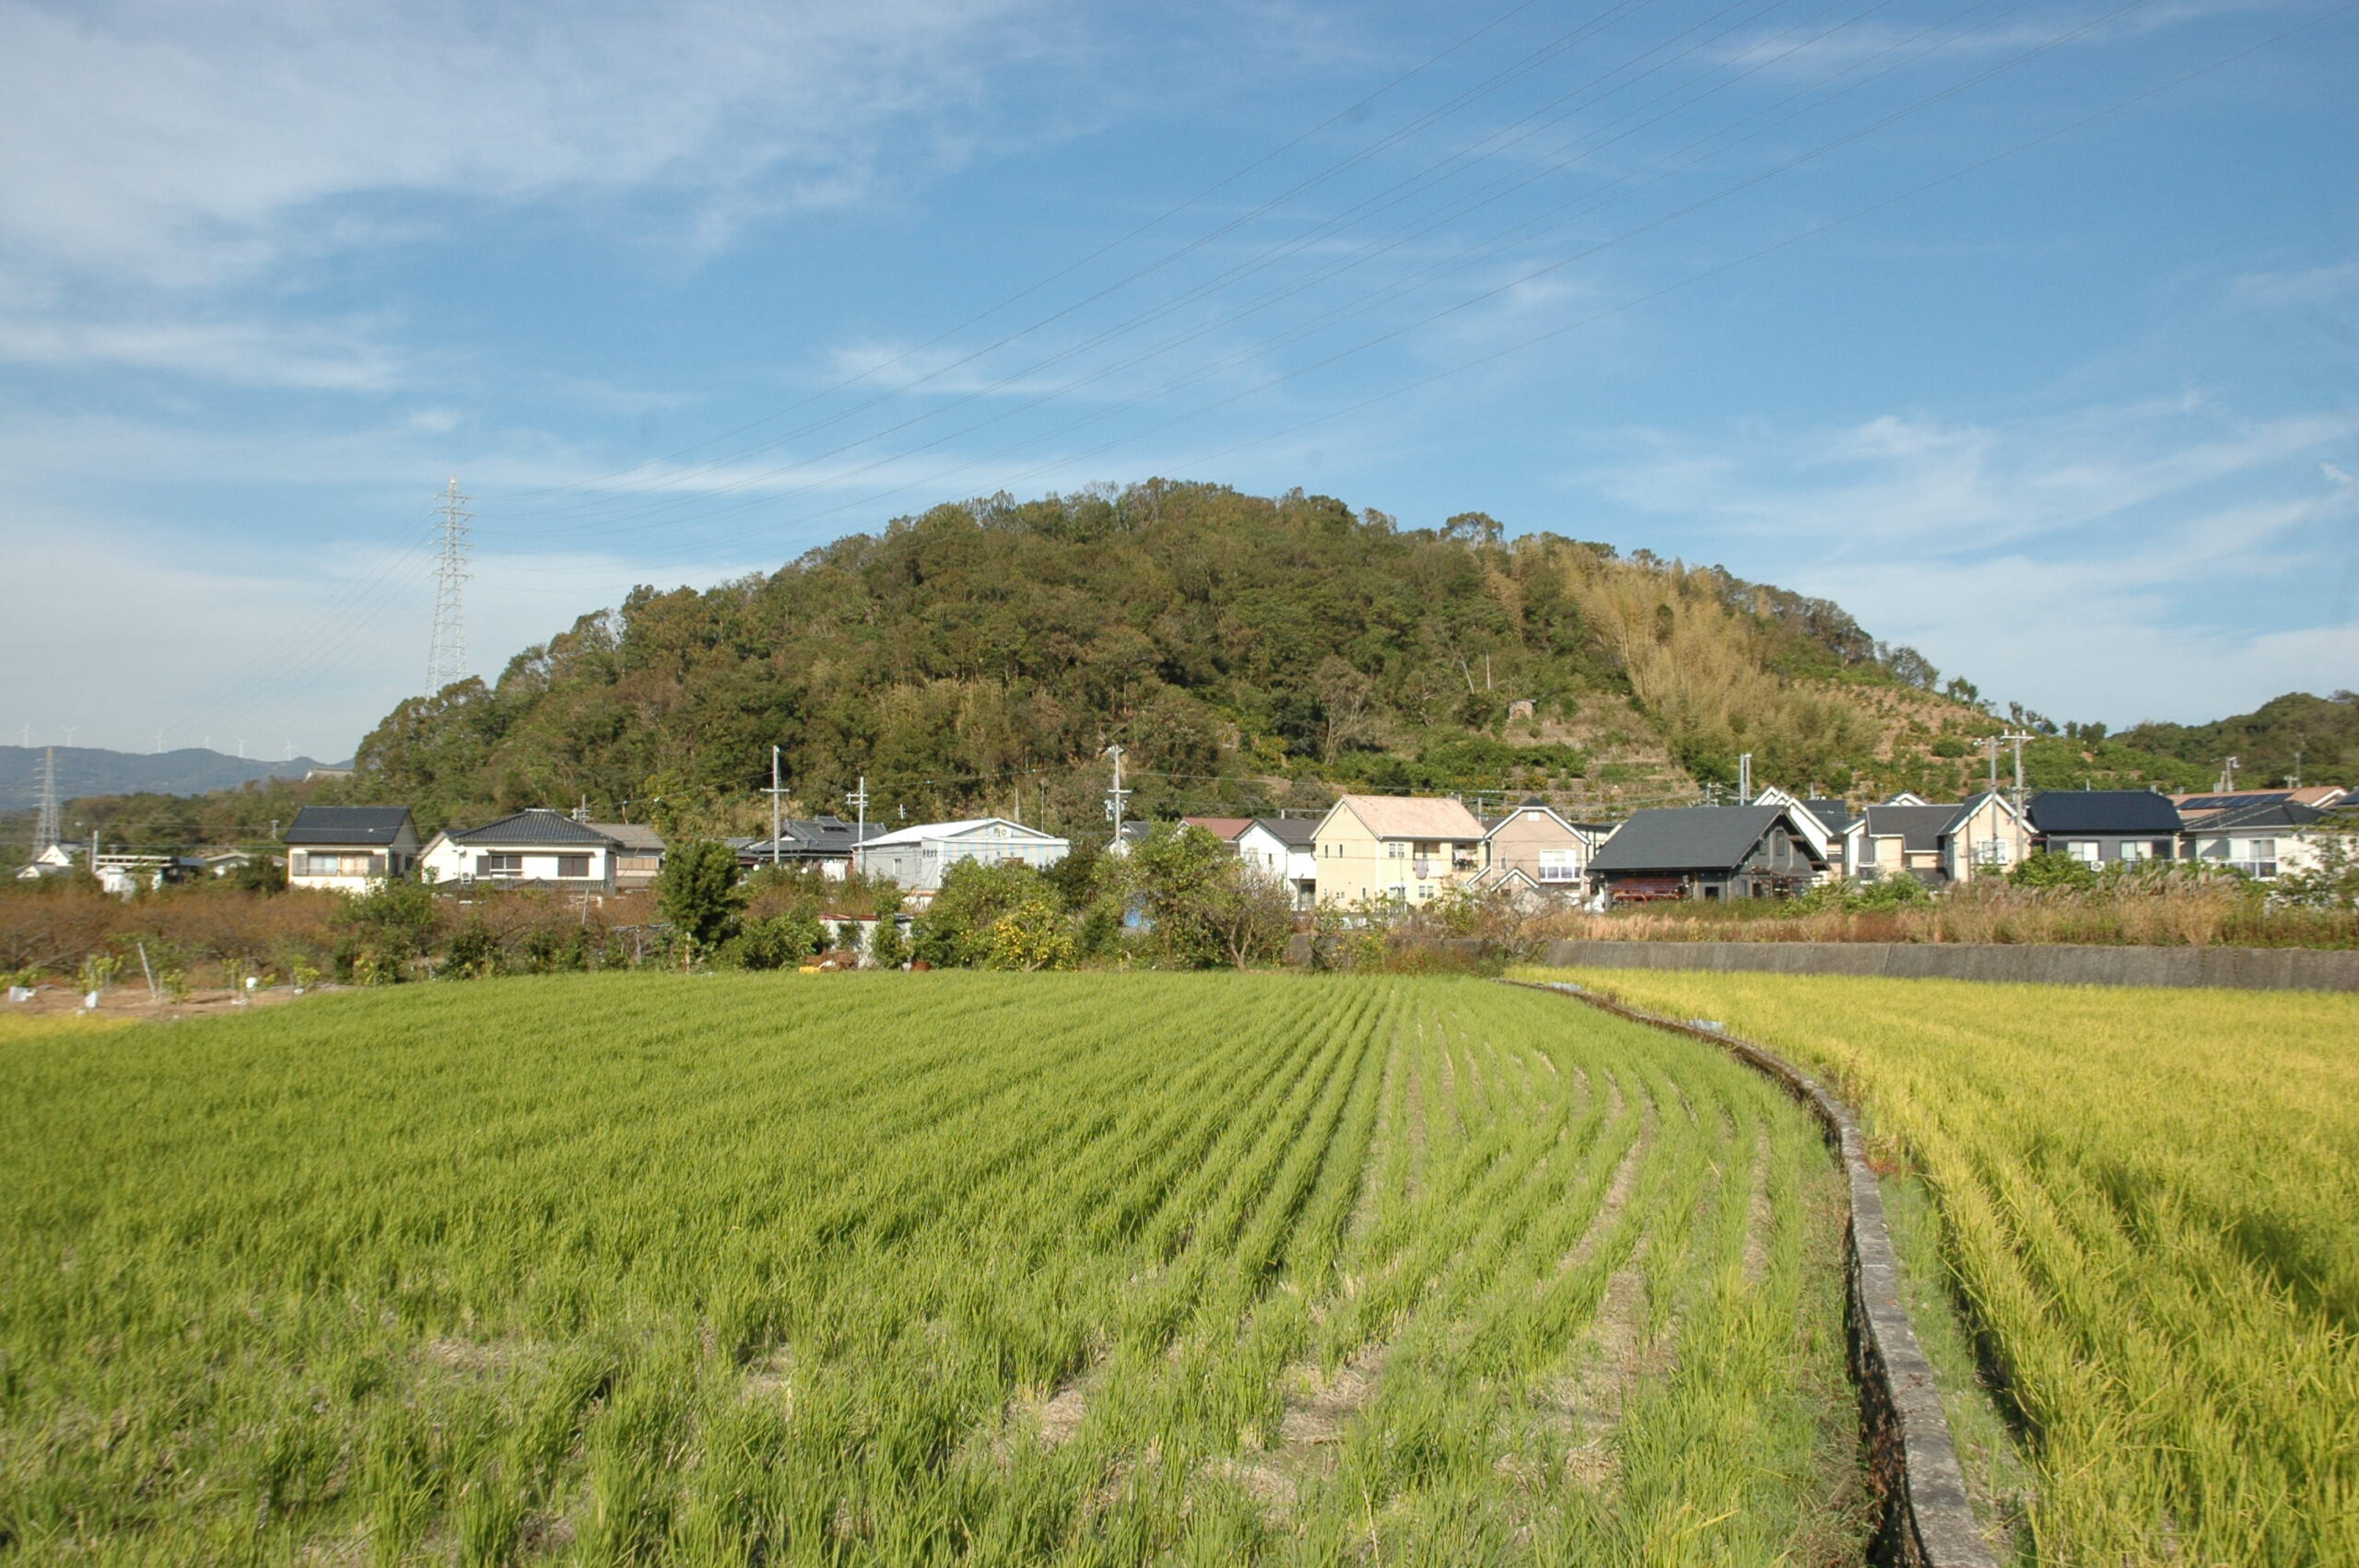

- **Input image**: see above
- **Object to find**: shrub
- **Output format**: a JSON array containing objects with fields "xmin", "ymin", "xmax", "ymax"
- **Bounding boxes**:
[
  {"xmin": 734, "ymin": 911, "xmax": 825, "ymax": 971},
  {"xmin": 657, "ymin": 841, "xmax": 746, "ymax": 957}
]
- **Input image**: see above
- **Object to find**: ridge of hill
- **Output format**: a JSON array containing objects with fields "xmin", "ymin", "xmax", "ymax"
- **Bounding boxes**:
[
  {"xmin": 334, "ymin": 481, "xmax": 2203, "ymax": 840},
  {"xmin": 18, "ymin": 483, "xmax": 2336, "ymax": 857},
  {"xmin": 0, "ymin": 746, "xmax": 345, "ymax": 812}
]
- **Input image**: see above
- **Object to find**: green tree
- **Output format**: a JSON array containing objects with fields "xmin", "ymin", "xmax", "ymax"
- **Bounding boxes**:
[
  {"xmin": 912, "ymin": 860, "xmax": 1065, "ymax": 968},
  {"xmin": 657, "ymin": 840, "xmax": 746, "ymax": 958}
]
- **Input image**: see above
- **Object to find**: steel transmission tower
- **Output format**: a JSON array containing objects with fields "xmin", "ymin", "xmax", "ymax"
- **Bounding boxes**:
[
  {"xmin": 428, "ymin": 477, "xmax": 473, "ymax": 690},
  {"xmin": 34, "ymin": 746, "xmax": 60, "ymax": 851}
]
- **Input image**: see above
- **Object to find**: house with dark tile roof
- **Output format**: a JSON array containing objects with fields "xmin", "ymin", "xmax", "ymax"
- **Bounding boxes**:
[
  {"xmin": 1585, "ymin": 804, "xmax": 1825, "ymax": 902},
  {"xmin": 2026, "ymin": 790, "xmax": 2183, "ymax": 869},
  {"xmin": 284, "ymin": 805, "xmax": 419, "ymax": 893},
  {"xmin": 417, "ymin": 809, "xmax": 629, "ymax": 891}
]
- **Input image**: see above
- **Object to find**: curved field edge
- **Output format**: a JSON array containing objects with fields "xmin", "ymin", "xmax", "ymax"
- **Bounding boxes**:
[
  {"xmin": 1517, "ymin": 965, "xmax": 2359, "ymax": 1567},
  {"xmin": 0, "ymin": 973, "xmax": 1872, "ymax": 1565}
]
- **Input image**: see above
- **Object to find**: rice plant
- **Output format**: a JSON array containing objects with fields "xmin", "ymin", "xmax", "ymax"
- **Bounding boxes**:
[
  {"xmin": 0, "ymin": 974, "xmax": 1867, "ymax": 1565},
  {"xmin": 1527, "ymin": 966, "xmax": 2359, "ymax": 1566}
]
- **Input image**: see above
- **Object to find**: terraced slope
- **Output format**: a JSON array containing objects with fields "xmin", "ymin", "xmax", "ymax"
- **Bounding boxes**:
[{"xmin": 0, "ymin": 975, "xmax": 1867, "ymax": 1564}]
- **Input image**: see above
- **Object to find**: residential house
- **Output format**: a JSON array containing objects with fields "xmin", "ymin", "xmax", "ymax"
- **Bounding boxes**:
[
  {"xmin": 1753, "ymin": 787, "xmax": 1857, "ymax": 881},
  {"xmin": 855, "ymin": 817, "xmax": 1069, "ymax": 899},
  {"xmin": 1235, "ymin": 817, "xmax": 1320, "ymax": 908},
  {"xmin": 1586, "ymin": 805, "xmax": 1827, "ymax": 902},
  {"xmin": 1309, "ymin": 795, "xmax": 1487, "ymax": 908},
  {"xmin": 286, "ymin": 806, "xmax": 419, "ymax": 893},
  {"xmin": 1180, "ymin": 816, "xmax": 1253, "ymax": 843},
  {"xmin": 1473, "ymin": 796, "xmax": 1596, "ymax": 896},
  {"xmin": 14, "ymin": 843, "xmax": 78, "ymax": 882},
  {"xmin": 2026, "ymin": 790, "xmax": 2183, "ymax": 868},
  {"xmin": 2178, "ymin": 796, "xmax": 2347, "ymax": 881},
  {"xmin": 590, "ymin": 823, "xmax": 666, "ymax": 891},
  {"xmin": 1856, "ymin": 793, "xmax": 2028, "ymax": 885},
  {"xmin": 737, "ymin": 816, "xmax": 875, "ymax": 880},
  {"xmin": 417, "ymin": 809, "xmax": 626, "ymax": 890}
]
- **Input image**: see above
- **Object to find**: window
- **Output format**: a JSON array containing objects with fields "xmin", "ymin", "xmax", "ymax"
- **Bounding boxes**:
[
  {"xmin": 2065, "ymin": 841, "xmax": 2101, "ymax": 865},
  {"xmin": 557, "ymin": 854, "xmax": 592, "ymax": 879},
  {"xmin": 478, "ymin": 853, "xmax": 523, "ymax": 876},
  {"xmin": 1539, "ymin": 848, "xmax": 1577, "ymax": 882},
  {"xmin": 298, "ymin": 851, "xmax": 369, "ymax": 877},
  {"xmin": 2118, "ymin": 841, "xmax": 2154, "ymax": 863},
  {"xmin": 1386, "ymin": 841, "xmax": 1406, "ymax": 860},
  {"xmin": 1416, "ymin": 883, "xmax": 1434, "ymax": 901}
]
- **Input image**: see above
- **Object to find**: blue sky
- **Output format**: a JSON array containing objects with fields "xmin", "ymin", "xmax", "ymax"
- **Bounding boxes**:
[{"xmin": 2, "ymin": 0, "xmax": 2353, "ymax": 760}]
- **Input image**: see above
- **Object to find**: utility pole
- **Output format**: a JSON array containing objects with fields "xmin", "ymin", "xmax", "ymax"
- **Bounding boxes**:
[
  {"xmin": 846, "ymin": 775, "xmax": 869, "ymax": 878},
  {"xmin": 763, "ymin": 745, "xmax": 788, "ymax": 868},
  {"xmin": 428, "ymin": 477, "xmax": 473, "ymax": 691},
  {"xmin": 1103, "ymin": 744, "xmax": 1130, "ymax": 843},
  {"xmin": 2217, "ymin": 755, "xmax": 2239, "ymax": 793},
  {"xmin": 1977, "ymin": 735, "xmax": 2001, "ymax": 798},
  {"xmin": 2001, "ymin": 731, "xmax": 2033, "ymax": 813},
  {"xmin": 34, "ymin": 747, "xmax": 60, "ymax": 850},
  {"xmin": 1738, "ymin": 753, "xmax": 1752, "ymax": 802}
]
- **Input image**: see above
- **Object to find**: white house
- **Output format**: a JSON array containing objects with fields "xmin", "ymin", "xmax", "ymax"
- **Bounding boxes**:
[
  {"xmin": 854, "ymin": 817, "xmax": 1069, "ymax": 896},
  {"xmin": 286, "ymin": 806, "xmax": 420, "ymax": 894},
  {"xmin": 418, "ymin": 809, "xmax": 627, "ymax": 891},
  {"xmin": 1235, "ymin": 817, "xmax": 1319, "ymax": 908}
]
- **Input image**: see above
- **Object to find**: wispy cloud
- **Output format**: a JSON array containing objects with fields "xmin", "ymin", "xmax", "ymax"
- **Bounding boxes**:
[
  {"xmin": 1571, "ymin": 393, "xmax": 2359, "ymax": 721},
  {"xmin": 0, "ymin": 0, "xmax": 1078, "ymax": 386}
]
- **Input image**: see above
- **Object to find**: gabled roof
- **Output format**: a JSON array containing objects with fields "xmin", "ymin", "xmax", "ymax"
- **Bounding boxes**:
[
  {"xmin": 447, "ymin": 809, "xmax": 620, "ymax": 847},
  {"xmin": 1860, "ymin": 803, "xmax": 1962, "ymax": 854},
  {"xmin": 1180, "ymin": 816, "xmax": 1252, "ymax": 841},
  {"xmin": 285, "ymin": 805, "xmax": 415, "ymax": 846},
  {"xmin": 1241, "ymin": 816, "xmax": 1320, "ymax": 848},
  {"xmin": 1589, "ymin": 806, "xmax": 1825, "ymax": 874},
  {"xmin": 1323, "ymin": 794, "xmax": 1486, "ymax": 841},
  {"xmin": 1482, "ymin": 798, "xmax": 1579, "ymax": 841},
  {"xmin": 860, "ymin": 816, "xmax": 1062, "ymax": 849},
  {"xmin": 2028, "ymin": 790, "xmax": 2182, "ymax": 835}
]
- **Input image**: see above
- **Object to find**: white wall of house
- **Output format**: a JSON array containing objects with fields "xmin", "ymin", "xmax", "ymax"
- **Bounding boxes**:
[
  {"xmin": 417, "ymin": 839, "xmax": 615, "ymax": 889},
  {"xmin": 288, "ymin": 848, "xmax": 405, "ymax": 894}
]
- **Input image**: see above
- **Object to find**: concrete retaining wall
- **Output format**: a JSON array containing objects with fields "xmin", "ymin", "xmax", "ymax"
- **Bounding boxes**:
[
  {"xmin": 1539, "ymin": 939, "xmax": 2359, "ymax": 991},
  {"xmin": 1509, "ymin": 980, "xmax": 1999, "ymax": 1568}
]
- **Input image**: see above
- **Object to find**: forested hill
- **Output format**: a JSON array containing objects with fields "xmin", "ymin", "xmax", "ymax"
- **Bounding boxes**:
[{"xmin": 343, "ymin": 482, "xmax": 2216, "ymax": 838}]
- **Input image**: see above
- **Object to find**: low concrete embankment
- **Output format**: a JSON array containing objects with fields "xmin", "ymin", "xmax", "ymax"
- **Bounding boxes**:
[{"xmin": 1534, "ymin": 939, "xmax": 2359, "ymax": 991}]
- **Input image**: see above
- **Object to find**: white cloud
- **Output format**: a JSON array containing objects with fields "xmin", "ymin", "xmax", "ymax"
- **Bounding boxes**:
[
  {"xmin": 0, "ymin": 0, "xmax": 1060, "ymax": 285},
  {"xmin": 1571, "ymin": 394, "xmax": 2359, "ymax": 722},
  {"xmin": 0, "ymin": 0, "xmax": 1078, "ymax": 390}
]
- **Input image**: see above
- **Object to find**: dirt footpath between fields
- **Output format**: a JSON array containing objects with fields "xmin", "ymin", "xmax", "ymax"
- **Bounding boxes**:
[{"xmin": 4, "ymin": 982, "xmax": 331, "ymax": 1023}]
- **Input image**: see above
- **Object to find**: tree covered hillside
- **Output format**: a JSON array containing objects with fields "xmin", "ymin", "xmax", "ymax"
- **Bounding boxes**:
[{"xmin": 354, "ymin": 482, "xmax": 1978, "ymax": 836}]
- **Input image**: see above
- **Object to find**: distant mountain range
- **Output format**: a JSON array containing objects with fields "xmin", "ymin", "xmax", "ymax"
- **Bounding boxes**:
[{"xmin": 0, "ymin": 746, "xmax": 351, "ymax": 810}]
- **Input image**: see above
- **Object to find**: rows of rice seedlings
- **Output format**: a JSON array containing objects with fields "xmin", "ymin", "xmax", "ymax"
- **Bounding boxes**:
[
  {"xmin": 0, "ymin": 974, "xmax": 1868, "ymax": 1565},
  {"xmin": 1530, "ymin": 966, "xmax": 2359, "ymax": 1565}
]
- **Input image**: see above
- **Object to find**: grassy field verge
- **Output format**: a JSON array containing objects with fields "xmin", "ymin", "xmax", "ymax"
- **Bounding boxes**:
[
  {"xmin": 1520, "ymin": 966, "xmax": 2359, "ymax": 1564},
  {"xmin": 1, "ymin": 974, "xmax": 1867, "ymax": 1565}
]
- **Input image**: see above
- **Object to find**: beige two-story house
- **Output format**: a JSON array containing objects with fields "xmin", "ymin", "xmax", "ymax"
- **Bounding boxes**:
[
  {"xmin": 1310, "ymin": 794, "xmax": 1486, "ymax": 908},
  {"xmin": 1472, "ymin": 796, "xmax": 1596, "ymax": 897}
]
